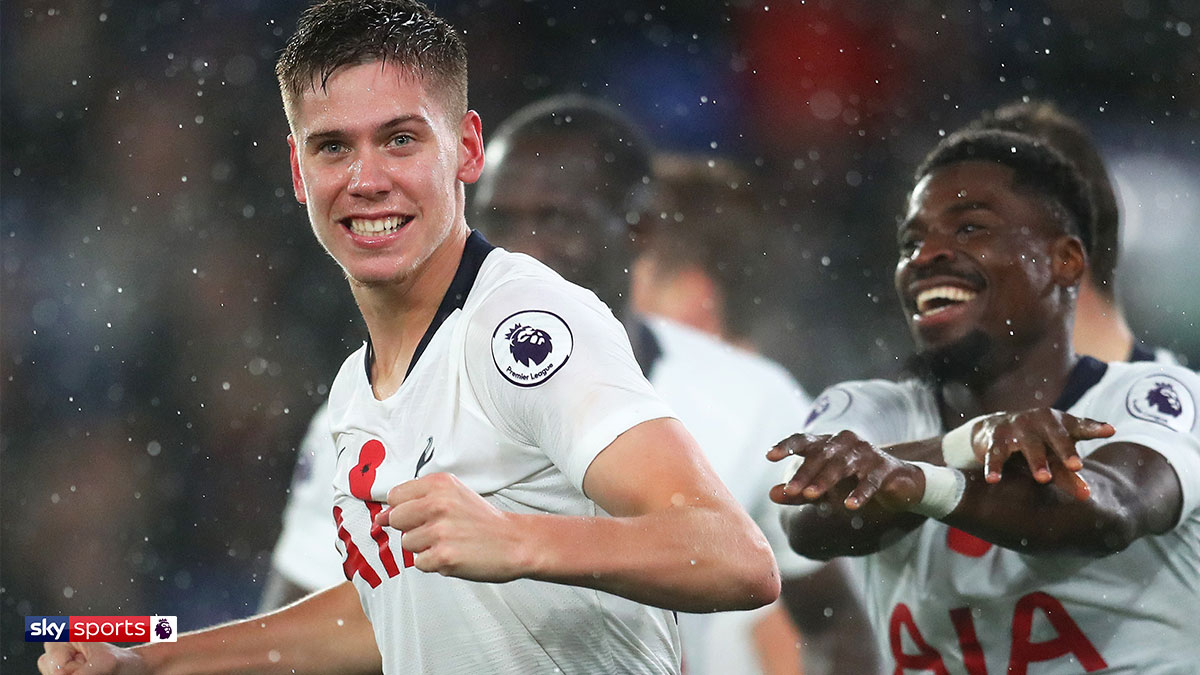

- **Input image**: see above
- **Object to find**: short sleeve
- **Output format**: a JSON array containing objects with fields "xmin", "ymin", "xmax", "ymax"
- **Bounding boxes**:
[
  {"xmin": 271, "ymin": 403, "xmax": 346, "ymax": 590},
  {"xmin": 1077, "ymin": 365, "xmax": 1200, "ymax": 525},
  {"xmin": 464, "ymin": 280, "xmax": 675, "ymax": 492}
]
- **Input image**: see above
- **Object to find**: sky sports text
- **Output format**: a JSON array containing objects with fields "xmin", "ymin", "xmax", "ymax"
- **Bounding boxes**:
[{"xmin": 25, "ymin": 615, "xmax": 178, "ymax": 642}]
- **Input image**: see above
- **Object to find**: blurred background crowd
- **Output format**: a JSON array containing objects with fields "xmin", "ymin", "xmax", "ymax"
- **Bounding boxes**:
[{"xmin": 3, "ymin": 0, "xmax": 1197, "ymax": 668}]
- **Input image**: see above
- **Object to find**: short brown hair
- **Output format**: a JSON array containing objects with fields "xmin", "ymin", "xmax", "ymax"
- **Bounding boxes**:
[{"xmin": 276, "ymin": 0, "xmax": 468, "ymax": 126}]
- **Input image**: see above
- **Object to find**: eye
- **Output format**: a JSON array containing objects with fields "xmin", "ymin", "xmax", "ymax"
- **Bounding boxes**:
[
  {"xmin": 956, "ymin": 222, "xmax": 985, "ymax": 241},
  {"xmin": 318, "ymin": 141, "xmax": 346, "ymax": 155},
  {"xmin": 389, "ymin": 134, "xmax": 414, "ymax": 148},
  {"xmin": 898, "ymin": 233, "xmax": 922, "ymax": 256}
]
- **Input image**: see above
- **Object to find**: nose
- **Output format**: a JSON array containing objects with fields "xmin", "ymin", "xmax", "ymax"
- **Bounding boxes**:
[
  {"xmin": 347, "ymin": 149, "xmax": 392, "ymax": 199},
  {"xmin": 907, "ymin": 231, "xmax": 954, "ymax": 269}
]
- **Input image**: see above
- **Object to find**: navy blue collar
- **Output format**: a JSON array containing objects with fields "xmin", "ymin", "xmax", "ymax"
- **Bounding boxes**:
[
  {"xmin": 627, "ymin": 316, "xmax": 663, "ymax": 379},
  {"xmin": 1129, "ymin": 343, "xmax": 1157, "ymax": 363},
  {"xmin": 365, "ymin": 230, "xmax": 496, "ymax": 383},
  {"xmin": 936, "ymin": 355, "xmax": 1108, "ymax": 430},
  {"xmin": 1051, "ymin": 356, "xmax": 1108, "ymax": 411}
]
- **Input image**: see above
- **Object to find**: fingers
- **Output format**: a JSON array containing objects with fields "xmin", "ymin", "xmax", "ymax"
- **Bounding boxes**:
[
  {"xmin": 978, "ymin": 410, "xmax": 1111, "ymax": 486},
  {"xmin": 986, "ymin": 424, "xmax": 1051, "ymax": 484},
  {"xmin": 38, "ymin": 644, "xmax": 83, "ymax": 674},
  {"xmin": 1048, "ymin": 463, "xmax": 1091, "ymax": 501},
  {"xmin": 376, "ymin": 473, "xmax": 463, "ymax": 528},
  {"xmin": 777, "ymin": 434, "xmax": 848, "ymax": 500},
  {"xmin": 767, "ymin": 433, "xmax": 826, "ymax": 463},
  {"xmin": 1063, "ymin": 415, "xmax": 1115, "ymax": 441}
]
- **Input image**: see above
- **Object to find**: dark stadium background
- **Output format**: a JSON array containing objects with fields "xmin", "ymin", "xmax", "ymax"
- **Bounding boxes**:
[{"xmin": 3, "ymin": 0, "xmax": 1197, "ymax": 667}]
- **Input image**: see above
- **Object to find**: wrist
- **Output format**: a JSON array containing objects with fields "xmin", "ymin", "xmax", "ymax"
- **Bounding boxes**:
[
  {"xmin": 941, "ymin": 415, "xmax": 988, "ymax": 469},
  {"xmin": 909, "ymin": 461, "xmax": 966, "ymax": 519},
  {"xmin": 505, "ymin": 511, "xmax": 546, "ymax": 580}
]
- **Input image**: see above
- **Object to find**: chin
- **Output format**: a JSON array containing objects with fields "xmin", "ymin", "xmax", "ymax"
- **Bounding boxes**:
[{"xmin": 906, "ymin": 330, "xmax": 993, "ymax": 384}]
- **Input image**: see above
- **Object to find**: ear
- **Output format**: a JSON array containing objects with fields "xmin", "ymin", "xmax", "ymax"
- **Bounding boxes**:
[
  {"xmin": 288, "ymin": 135, "xmax": 307, "ymax": 205},
  {"xmin": 456, "ymin": 110, "xmax": 485, "ymax": 185},
  {"xmin": 1050, "ymin": 234, "xmax": 1086, "ymax": 288}
]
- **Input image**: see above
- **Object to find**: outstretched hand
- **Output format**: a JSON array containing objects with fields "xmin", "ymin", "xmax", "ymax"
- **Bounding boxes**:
[
  {"xmin": 767, "ymin": 431, "xmax": 924, "ymax": 512},
  {"xmin": 969, "ymin": 409, "xmax": 1113, "ymax": 500}
]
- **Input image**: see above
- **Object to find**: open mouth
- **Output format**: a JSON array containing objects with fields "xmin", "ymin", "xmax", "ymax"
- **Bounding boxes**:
[
  {"xmin": 914, "ymin": 285, "xmax": 978, "ymax": 317},
  {"xmin": 344, "ymin": 215, "xmax": 414, "ymax": 237}
]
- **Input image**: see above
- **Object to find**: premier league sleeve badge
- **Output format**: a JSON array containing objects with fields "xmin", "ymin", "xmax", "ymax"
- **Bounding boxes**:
[
  {"xmin": 1126, "ymin": 374, "xmax": 1196, "ymax": 433},
  {"xmin": 492, "ymin": 310, "xmax": 574, "ymax": 387}
]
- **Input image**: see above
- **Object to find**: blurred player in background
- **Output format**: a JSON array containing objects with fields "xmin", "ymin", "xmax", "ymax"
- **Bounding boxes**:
[
  {"xmin": 39, "ymin": 1, "xmax": 781, "ymax": 673},
  {"xmin": 772, "ymin": 128, "xmax": 1200, "ymax": 672},
  {"xmin": 634, "ymin": 153, "xmax": 881, "ymax": 675},
  {"xmin": 472, "ymin": 94, "xmax": 859, "ymax": 675},
  {"xmin": 969, "ymin": 100, "xmax": 1185, "ymax": 366}
]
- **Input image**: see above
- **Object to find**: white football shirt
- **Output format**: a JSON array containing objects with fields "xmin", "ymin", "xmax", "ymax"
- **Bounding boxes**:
[
  {"xmin": 800, "ymin": 358, "xmax": 1200, "ymax": 674},
  {"xmin": 327, "ymin": 232, "xmax": 680, "ymax": 674}
]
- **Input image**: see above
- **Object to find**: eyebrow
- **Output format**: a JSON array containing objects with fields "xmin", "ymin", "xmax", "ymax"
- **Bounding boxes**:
[
  {"xmin": 899, "ymin": 199, "xmax": 993, "ymax": 231},
  {"xmin": 304, "ymin": 114, "xmax": 431, "ymax": 148}
]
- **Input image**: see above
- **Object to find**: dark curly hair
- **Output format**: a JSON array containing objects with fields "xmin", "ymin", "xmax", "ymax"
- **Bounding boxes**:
[
  {"xmin": 968, "ymin": 101, "xmax": 1119, "ymax": 298},
  {"xmin": 915, "ymin": 129, "xmax": 1095, "ymax": 256}
]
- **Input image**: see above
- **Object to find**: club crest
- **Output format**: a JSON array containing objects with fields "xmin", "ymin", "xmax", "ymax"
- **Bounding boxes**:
[
  {"xmin": 492, "ymin": 310, "xmax": 573, "ymax": 387},
  {"xmin": 1126, "ymin": 373, "xmax": 1195, "ymax": 433}
]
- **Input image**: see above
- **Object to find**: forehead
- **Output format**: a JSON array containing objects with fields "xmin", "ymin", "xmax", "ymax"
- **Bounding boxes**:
[
  {"xmin": 288, "ymin": 61, "xmax": 448, "ymax": 133},
  {"xmin": 904, "ymin": 160, "xmax": 1052, "ymax": 229}
]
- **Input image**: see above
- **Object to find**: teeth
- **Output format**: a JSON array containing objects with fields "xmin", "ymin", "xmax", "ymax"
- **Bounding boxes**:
[
  {"xmin": 916, "ymin": 286, "xmax": 978, "ymax": 315},
  {"xmin": 349, "ymin": 216, "xmax": 407, "ymax": 236}
]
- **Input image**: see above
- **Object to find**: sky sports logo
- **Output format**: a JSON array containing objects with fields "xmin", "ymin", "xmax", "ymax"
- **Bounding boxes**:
[{"xmin": 25, "ymin": 616, "xmax": 178, "ymax": 642}]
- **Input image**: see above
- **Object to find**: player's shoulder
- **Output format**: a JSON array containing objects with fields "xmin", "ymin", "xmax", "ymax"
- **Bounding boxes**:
[
  {"xmin": 1092, "ymin": 360, "xmax": 1199, "ymax": 434},
  {"xmin": 460, "ymin": 248, "xmax": 627, "ymax": 388},
  {"xmin": 465, "ymin": 247, "xmax": 611, "ymax": 322},
  {"xmin": 803, "ymin": 377, "xmax": 930, "ymax": 430}
]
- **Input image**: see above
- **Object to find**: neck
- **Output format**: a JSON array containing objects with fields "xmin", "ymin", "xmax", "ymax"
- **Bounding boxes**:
[
  {"xmin": 351, "ymin": 224, "xmax": 469, "ymax": 399},
  {"xmin": 1073, "ymin": 278, "xmax": 1133, "ymax": 362},
  {"xmin": 938, "ymin": 326, "xmax": 1077, "ymax": 425}
]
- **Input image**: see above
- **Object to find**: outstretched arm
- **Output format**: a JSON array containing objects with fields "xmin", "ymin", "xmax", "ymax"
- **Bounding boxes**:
[
  {"xmin": 772, "ymin": 410, "xmax": 1186, "ymax": 559},
  {"xmin": 40, "ymin": 582, "xmax": 379, "ymax": 675},
  {"xmin": 379, "ymin": 417, "xmax": 780, "ymax": 612}
]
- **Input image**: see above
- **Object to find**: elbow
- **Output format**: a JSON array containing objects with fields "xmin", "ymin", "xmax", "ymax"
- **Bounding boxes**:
[
  {"xmin": 736, "ymin": 539, "xmax": 782, "ymax": 610},
  {"xmin": 714, "ymin": 527, "xmax": 780, "ymax": 611},
  {"xmin": 1087, "ymin": 514, "xmax": 1141, "ymax": 558}
]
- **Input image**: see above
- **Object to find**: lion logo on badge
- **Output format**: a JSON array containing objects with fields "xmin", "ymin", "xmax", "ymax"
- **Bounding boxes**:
[
  {"xmin": 506, "ymin": 324, "xmax": 553, "ymax": 367},
  {"xmin": 492, "ymin": 310, "xmax": 573, "ymax": 387},
  {"xmin": 1146, "ymin": 382, "xmax": 1183, "ymax": 417}
]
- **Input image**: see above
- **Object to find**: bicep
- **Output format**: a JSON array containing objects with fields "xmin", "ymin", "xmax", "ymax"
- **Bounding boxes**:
[
  {"xmin": 581, "ymin": 417, "xmax": 737, "ymax": 518},
  {"xmin": 1086, "ymin": 441, "xmax": 1185, "ymax": 535}
]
